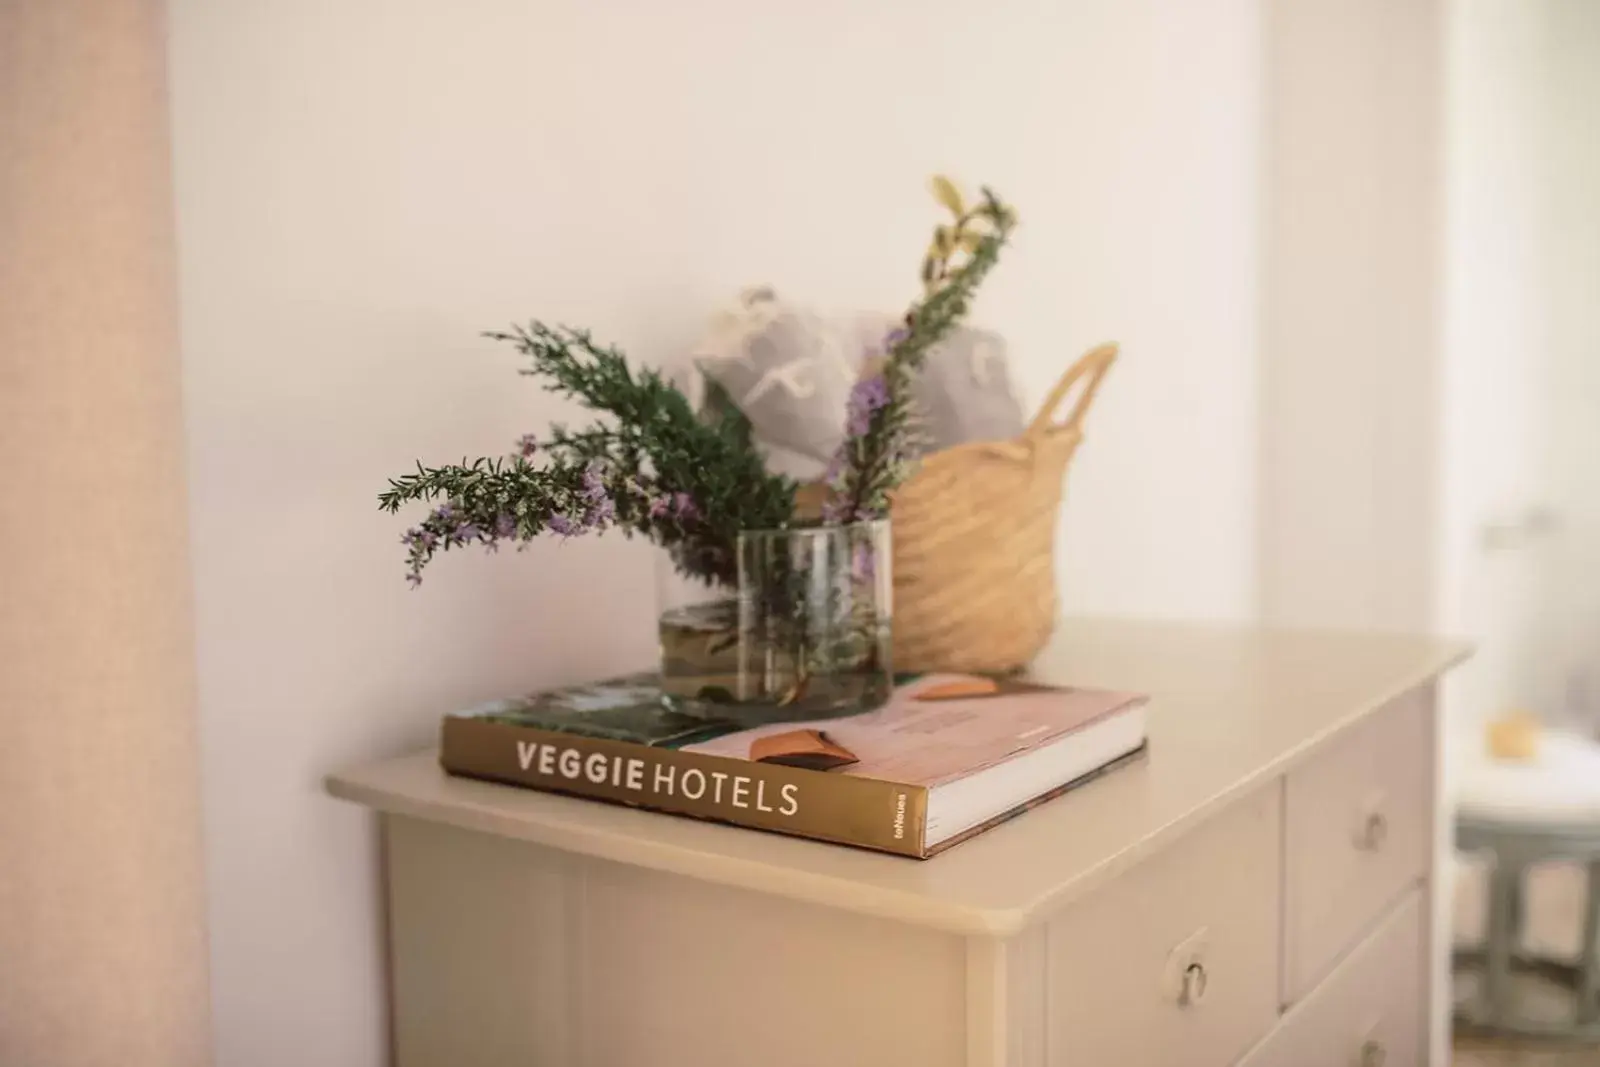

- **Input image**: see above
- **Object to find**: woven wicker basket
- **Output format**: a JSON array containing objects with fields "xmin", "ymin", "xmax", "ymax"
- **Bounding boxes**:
[{"xmin": 889, "ymin": 342, "xmax": 1118, "ymax": 674}]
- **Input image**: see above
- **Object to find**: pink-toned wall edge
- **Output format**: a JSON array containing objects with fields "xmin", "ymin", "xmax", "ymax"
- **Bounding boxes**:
[{"xmin": 0, "ymin": 1, "xmax": 212, "ymax": 1063}]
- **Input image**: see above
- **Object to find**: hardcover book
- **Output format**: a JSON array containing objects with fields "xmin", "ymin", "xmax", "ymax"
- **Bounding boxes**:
[{"xmin": 440, "ymin": 672, "xmax": 1148, "ymax": 859}]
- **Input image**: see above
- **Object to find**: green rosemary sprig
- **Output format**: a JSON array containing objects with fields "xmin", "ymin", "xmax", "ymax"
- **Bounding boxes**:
[
  {"xmin": 381, "ymin": 178, "xmax": 1017, "ymax": 592},
  {"xmin": 379, "ymin": 324, "xmax": 796, "ymax": 585},
  {"xmin": 826, "ymin": 182, "xmax": 1018, "ymax": 522}
]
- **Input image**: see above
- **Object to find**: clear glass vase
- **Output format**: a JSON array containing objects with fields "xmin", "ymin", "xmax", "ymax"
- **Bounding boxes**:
[
  {"xmin": 655, "ymin": 564, "xmax": 741, "ymax": 712},
  {"xmin": 656, "ymin": 520, "xmax": 892, "ymax": 725}
]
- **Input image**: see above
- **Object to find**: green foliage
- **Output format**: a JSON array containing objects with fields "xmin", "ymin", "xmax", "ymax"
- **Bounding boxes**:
[
  {"xmin": 379, "ymin": 179, "xmax": 1017, "ymax": 591},
  {"xmin": 379, "ymin": 324, "xmax": 796, "ymax": 586},
  {"xmin": 827, "ymin": 183, "xmax": 1018, "ymax": 521}
]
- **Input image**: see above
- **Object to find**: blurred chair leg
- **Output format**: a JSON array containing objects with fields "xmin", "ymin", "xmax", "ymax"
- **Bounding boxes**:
[
  {"xmin": 1580, "ymin": 859, "xmax": 1600, "ymax": 1024},
  {"xmin": 1484, "ymin": 861, "xmax": 1522, "ymax": 1024}
]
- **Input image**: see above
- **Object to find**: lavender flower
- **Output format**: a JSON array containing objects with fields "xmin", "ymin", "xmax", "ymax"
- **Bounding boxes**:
[
  {"xmin": 821, "ymin": 372, "xmax": 893, "ymax": 520},
  {"xmin": 852, "ymin": 540, "xmax": 876, "ymax": 582},
  {"xmin": 380, "ymin": 184, "xmax": 1014, "ymax": 588},
  {"xmin": 822, "ymin": 449, "xmax": 846, "ymax": 487},
  {"xmin": 647, "ymin": 491, "xmax": 697, "ymax": 522},
  {"xmin": 822, "ymin": 484, "xmax": 880, "ymax": 525},
  {"xmin": 581, "ymin": 462, "xmax": 607, "ymax": 502},
  {"xmin": 405, "ymin": 572, "xmax": 423, "ymax": 588},
  {"xmin": 845, "ymin": 374, "xmax": 891, "ymax": 437}
]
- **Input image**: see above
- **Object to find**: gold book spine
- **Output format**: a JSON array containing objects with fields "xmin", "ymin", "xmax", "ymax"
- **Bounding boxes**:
[{"xmin": 439, "ymin": 716, "xmax": 932, "ymax": 858}]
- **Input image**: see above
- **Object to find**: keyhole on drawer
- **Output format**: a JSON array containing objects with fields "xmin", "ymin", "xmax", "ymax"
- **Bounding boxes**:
[{"xmin": 1181, "ymin": 962, "xmax": 1208, "ymax": 1006}]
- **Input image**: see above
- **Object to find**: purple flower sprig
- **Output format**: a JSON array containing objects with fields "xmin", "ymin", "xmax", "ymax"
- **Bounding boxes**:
[
  {"xmin": 824, "ymin": 184, "xmax": 1016, "ymax": 523},
  {"xmin": 388, "ymin": 458, "xmax": 631, "ymax": 586},
  {"xmin": 844, "ymin": 374, "xmax": 891, "ymax": 437},
  {"xmin": 387, "ymin": 322, "xmax": 796, "ymax": 587},
  {"xmin": 384, "ymin": 449, "xmax": 719, "ymax": 586},
  {"xmin": 823, "ymin": 372, "xmax": 894, "ymax": 524},
  {"xmin": 647, "ymin": 492, "xmax": 698, "ymax": 522}
]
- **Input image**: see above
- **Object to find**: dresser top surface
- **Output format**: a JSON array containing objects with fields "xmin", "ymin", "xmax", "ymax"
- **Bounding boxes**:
[{"xmin": 327, "ymin": 618, "xmax": 1467, "ymax": 936}]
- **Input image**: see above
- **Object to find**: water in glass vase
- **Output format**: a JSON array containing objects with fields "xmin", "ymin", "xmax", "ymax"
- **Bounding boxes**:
[
  {"xmin": 654, "ymin": 521, "xmax": 893, "ymax": 725},
  {"xmin": 657, "ymin": 598, "xmax": 742, "ymax": 709}
]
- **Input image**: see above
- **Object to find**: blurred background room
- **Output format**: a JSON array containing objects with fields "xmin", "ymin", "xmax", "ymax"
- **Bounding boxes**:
[{"xmin": 1445, "ymin": 2, "xmax": 1600, "ymax": 1063}]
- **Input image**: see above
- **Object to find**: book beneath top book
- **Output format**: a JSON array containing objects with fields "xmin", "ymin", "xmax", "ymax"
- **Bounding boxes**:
[{"xmin": 441, "ymin": 672, "xmax": 1148, "ymax": 858}]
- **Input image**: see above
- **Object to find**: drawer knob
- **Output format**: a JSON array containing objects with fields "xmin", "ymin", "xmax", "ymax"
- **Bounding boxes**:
[
  {"xmin": 1161, "ymin": 927, "xmax": 1211, "ymax": 1007},
  {"xmin": 1353, "ymin": 789, "xmax": 1390, "ymax": 851},
  {"xmin": 1358, "ymin": 1039, "xmax": 1387, "ymax": 1067},
  {"xmin": 1358, "ymin": 810, "xmax": 1389, "ymax": 851}
]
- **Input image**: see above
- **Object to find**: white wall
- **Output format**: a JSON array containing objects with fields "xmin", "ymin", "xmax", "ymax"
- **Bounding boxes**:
[
  {"xmin": 167, "ymin": 1, "xmax": 1260, "ymax": 1063},
  {"xmin": 1258, "ymin": 0, "xmax": 1445, "ymax": 633}
]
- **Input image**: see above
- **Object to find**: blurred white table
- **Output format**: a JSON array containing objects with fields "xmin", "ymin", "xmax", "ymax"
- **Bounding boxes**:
[{"xmin": 1454, "ymin": 731, "xmax": 1600, "ymax": 1039}]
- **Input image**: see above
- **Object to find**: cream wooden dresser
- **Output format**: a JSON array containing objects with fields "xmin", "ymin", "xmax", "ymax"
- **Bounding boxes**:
[{"xmin": 328, "ymin": 619, "xmax": 1468, "ymax": 1067}]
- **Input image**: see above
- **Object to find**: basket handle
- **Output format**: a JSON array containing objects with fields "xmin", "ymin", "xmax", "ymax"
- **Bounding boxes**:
[{"xmin": 1025, "ymin": 342, "xmax": 1118, "ymax": 441}]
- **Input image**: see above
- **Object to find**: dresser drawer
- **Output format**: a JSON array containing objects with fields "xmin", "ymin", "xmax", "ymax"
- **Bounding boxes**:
[
  {"xmin": 1283, "ymin": 687, "xmax": 1431, "ymax": 1001},
  {"xmin": 1044, "ymin": 785, "xmax": 1281, "ymax": 1067},
  {"xmin": 1239, "ymin": 890, "xmax": 1424, "ymax": 1067}
]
